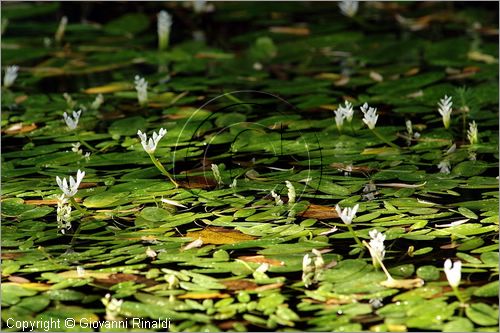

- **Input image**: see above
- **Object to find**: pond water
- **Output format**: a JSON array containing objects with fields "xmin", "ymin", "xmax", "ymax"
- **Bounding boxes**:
[{"xmin": 1, "ymin": 2, "xmax": 499, "ymax": 332}]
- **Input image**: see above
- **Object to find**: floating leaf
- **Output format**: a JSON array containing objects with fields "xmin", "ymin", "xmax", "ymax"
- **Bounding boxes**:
[
  {"xmin": 238, "ymin": 255, "xmax": 284, "ymax": 267},
  {"xmin": 84, "ymin": 82, "xmax": 132, "ymax": 94},
  {"xmin": 380, "ymin": 278, "xmax": 424, "ymax": 289},
  {"xmin": 187, "ymin": 227, "xmax": 256, "ymax": 245},
  {"xmin": 178, "ymin": 292, "xmax": 230, "ymax": 299},
  {"xmin": 466, "ymin": 303, "xmax": 499, "ymax": 326}
]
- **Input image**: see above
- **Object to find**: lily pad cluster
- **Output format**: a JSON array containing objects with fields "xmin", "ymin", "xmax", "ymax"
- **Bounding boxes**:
[{"xmin": 2, "ymin": 2, "xmax": 499, "ymax": 332}]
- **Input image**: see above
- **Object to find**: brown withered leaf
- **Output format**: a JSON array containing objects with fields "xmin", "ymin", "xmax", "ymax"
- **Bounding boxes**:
[
  {"xmin": 15, "ymin": 95, "xmax": 28, "ymax": 104},
  {"xmin": 269, "ymin": 26, "xmax": 310, "ymax": 36},
  {"xmin": 440, "ymin": 243, "xmax": 459, "ymax": 250},
  {"xmin": 218, "ymin": 320, "xmax": 247, "ymax": 330},
  {"xmin": 1, "ymin": 252, "xmax": 23, "ymax": 260},
  {"xmin": 299, "ymin": 204, "xmax": 338, "ymax": 220},
  {"xmin": 331, "ymin": 163, "xmax": 375, "ymax": 173},
  {"xmin": 254, "ymin": 282, "xmax": 284, "ymax": 292},
  {"xmin": 8, "ymin": 276, "xmax": 31, "ymax": 283},
  {"xmin": 222, "ymin": 279, "xmax": 258, "ymax": 291},
  {"xmin": 94, "ymin": 273, "xmax": 156, "ymax": 287},
  {"xmin": 467, "ymin": 50, "xmax": 497, "ymax": 64},
  {"xmin": 369, "ymin": 71, "xmax": 384, "ymax": 82},
  {"xmin": 178, "ymin": 292, "xmax": 230, "ymax": 299},
  {"xmin": 238, "ymin": 255, "xmax": 284, "ymax": 267},
  {"xmin": 186, "ymin": 227, "xmax": 255, "ymax": 245},
  {"xmin": 178, "ymin": 176, "xmax": 217, "ymax": 189},
  {"xmin": 334, "ymin": 75, "xmax": 350, "ymax": 86},
  {"xmin": 404, "ymin": 67, "xmax": 420, "ymax": 76},
  {"xmin": 376, "ymin": 182, "xmax": 426, "ymax": 188},
  {"xmin": 4, "ymin": 123, "xmax": 37, "ymax": 135}
]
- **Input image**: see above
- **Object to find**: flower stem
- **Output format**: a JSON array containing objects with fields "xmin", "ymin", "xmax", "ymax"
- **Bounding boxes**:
[
  {"xmin": 363, "ymin": 240, "xmax": 393, "ymax": 281},
  {"xmin": 69, "ymin": 222, "xmax": 83, "ymax": 247},
  {"xmin": 370, "ymin": 128, "xmax": 399, "ymax": 149},
  {"xmin": 452, "ymin": 286, "xmax": 467, "ymax": 306},
  {"xmin": 148, "ymin": 153, "xmax": 179, "ymax": 188},
  {"xmin": 346, "ymin": 224, "xmax": 363, "ymax": 248},
  {"xmin": 76, "ymin": 133, "xmax": 97, "ymax": 152},
  {"xmin": 69, "ymin": 197, "xmax": 86, "ymax": 215}
]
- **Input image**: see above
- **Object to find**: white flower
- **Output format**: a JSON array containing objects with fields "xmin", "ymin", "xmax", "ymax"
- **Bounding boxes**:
[
  {"xmin": 363, "ymin": 182, "xmax": 377, "ymax": 193},
  {"xmin": 302, "ymin": 250, "xmax": 325, "ymax": 288},
  {"xmin": 102, "ymin": 294, "xmax": 123, "ymax": 321},
  {"xmin": 157, "ymin": 10, "xmax": 172, "ymax": 51},
  {"xmin": 56, "ymin": 194, "xmax": 72, "ymax": 233},
  {"xmin": 360, "ymin": 102, "xmax": 369, "ymax": 114},
  {"xmin": 361, "ymin": 103, "xmax": 378, "ymax": 130},
  {"xmin": 134, "ymin": 75, "xmax": 148, "ymax": 106},
  {"xmin": 3, "ymin": 65, "xmax": 18, "ymax": 88},
  {"xmin": 137, "ymin": 128, "xmax": 167, "ymax": 154},
  {"xmin": 193, "ymin": 0, "xmax": 214, "ymax": 13},
  {"xmin": 338, "ymin": 0, "xmax": 359, "ymax": 17},
  {"xmin": 312, "ymin": 249, "xmax": 325, "ymax": 271},
  {"xmin": 63, "ymin": 110, "xmax": 82, "ymax": 130},
  {"xmin": 63, "ymin": 93, "xmax": 76, "ymax": 109},
  {"xmin": 302, "ymin": 253, "xmax": 314, "ymax": 288},
  {"xmin": 335, "ymin": 203, "xmax": 359, "ymax": 225},
  {"xmin": 368, "ymin": 229, "xmax": 386, "ymax": 266},
  {"xmin": 146, "ymin": 247, "xmax": 157, "ymax": 258},
  {"xmin": 406, "ymin": 120, "xmax": 413, "ymax": 145},
  {"xmin": 1, "ymin": 18, "xmax": 8, "ymax": 35},
  {"xmin": 55, "ymin": 16, "xmax": 68, "ymax": 43},
  {"xmin": 43, "ymin": 37, "xmax": 52, "ymax": 48},
  {"xmin": 334, "ymin": 108, "xmax": 345, "ymax": 132},
  {"xmin": 406, "ymin": 120, "xmax": 413, "ymax": 136},
  {"xmin": 56, "ymin": 169, "xmax": 85, "ymax": 197},
  {"xmin": 256, "ymin": 263, "xmax": 269, "ymax": 273},
  {"xmin": 362, "ymin": 192, "xmax": 376, "ymax": 201},
  {"xmin": 369, "ymin": 298, "xmax": 384, "ymax": 309},
  {"xmin": 193, "ymin": 30, "xmax": 206, "ymax": 42},
  {"xmin": 71, "ymin": 142, "xmax": 83, "ymax": 155},
  {"xmin": 166, "ymin": 274, "xmax": 179, "ymax": 289},
  {"xmin": 76, "ymin": 266, "xmax": 85, "ymax": 277},
  {"xmin": 446, "ymin": 143, "xmax": 457, "ymax": 155},
  {"xmin": 302, "ymin": 253, "xmax": 312, "ymax": 271},
  {"xmin": 193, "ymin": 0, "xmax": 206, "ymax": 13},
  {"xmin": 91, "ymin": 94, "xmax": 104, "ymax": 110},
  {"xmin": 270, "ymin": 190, "xmax": 283, "ymax": 206},
  {"xmin": 343, "ymin": 164, "xmax": 353, "ymax": 177},
  {"xmin": 438, "ymin": 95, "xmax": 453, "ymax": 129},
  {"xmin": 438, "ymin": 159, "xmax": 451, "ymax": 174},
  {"xmin": 182, "ymin": 238, "xmax": 203, "ymax": 251},
  {"xmin": 444, "ymin": 259, "xmax": 461, "ymax": 288},
  {"xmin": 468, "ymin": 150, "xmax": 476, "ymax": 161},
  {"xmin": 339, "ymin": 101, "xmax": 354, "ymax": 122},
  {"xmin": 285, "ymin": 180, "xmax": 296, "ymax": 204},
  {"xmin": 211, "ymin": 164, "xmax": 224, "ymax": 185},
  {"xmin": 467, "ymin": 121, "xmax": 478, "ymax": 145},
  {"xmin": 319, "ymin": 226, "xmax": 338, "ymax": 236}
]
